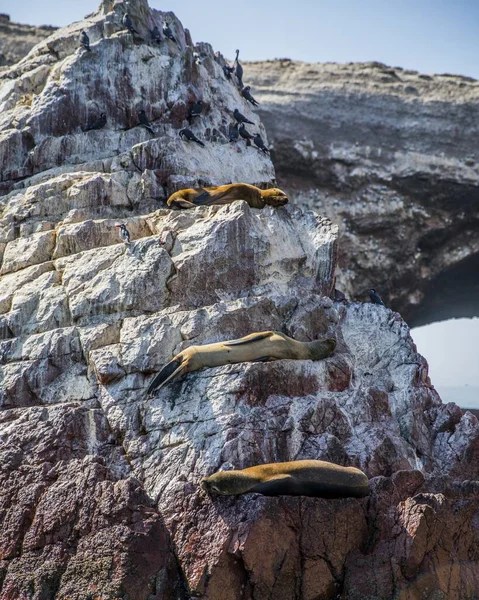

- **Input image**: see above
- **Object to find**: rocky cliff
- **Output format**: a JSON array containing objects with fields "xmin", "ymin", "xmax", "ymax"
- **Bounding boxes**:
[
  {"xmin": 243, "ymin": 60, "xmax": 479, "ymax": 326},
  {"xmin": 1, "ymin": 3, "xmax": 479, "ymax": 599},
  {"xmin": 0, "ymin": 14, "xmax": 57, "ymax": 70}
]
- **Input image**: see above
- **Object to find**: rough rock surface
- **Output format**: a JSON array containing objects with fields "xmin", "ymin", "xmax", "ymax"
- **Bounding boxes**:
[
  {"xmin": 0, "ymin": 14, "xmax": 57, "ymax": 70},
  {"xmin": 1, "ymin": 5, "xmax": 479, "ymax": 600},
  {"xmin": 243, "ymin": 60, "xmax": 479, "ymax": 325}
]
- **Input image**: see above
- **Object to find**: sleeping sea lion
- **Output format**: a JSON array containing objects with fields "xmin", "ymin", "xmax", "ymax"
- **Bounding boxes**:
[
  {"xmin": 147, "ymin": 331, "xmax": 336, "ymax": 394},
  {"xmin": 201, "ymin": 460, "xmax": 369, "ymax": 498},
  {"xmin": 166, "ymin": 183, "xmax": 288, "ymax": 210}
]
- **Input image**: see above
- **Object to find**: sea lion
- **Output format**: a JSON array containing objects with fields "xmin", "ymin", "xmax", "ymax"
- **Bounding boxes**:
[
  {"xmin": 166, "ymin": 183, "xmax": 288, "ymax": 210},
  {"xmin": 201, "ymin": 460, "xmax": 369, "ymax": 498},
  {"xmin": 147, "ymin": 331, "xmax": 336, "ymax": 394}
]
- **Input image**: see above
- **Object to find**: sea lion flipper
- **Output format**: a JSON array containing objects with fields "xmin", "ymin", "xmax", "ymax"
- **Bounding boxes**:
[
  {"xmin": 147, "ymin": 358, "xmax": 184, "ymax": 395},
  {"xmin": 223, "ymin": 332, "xmax": 272, "ymax": 346},
  {"xmin": 251, "ymin": 356, "xmax": 272, "ymax": 363},
  {"xmin": 191, "ymin": 190, "xmax": 212, "ymax": 205},
  {"xmin": 169, "ymin": 199, "xmax": 197, "ymax": 209}
]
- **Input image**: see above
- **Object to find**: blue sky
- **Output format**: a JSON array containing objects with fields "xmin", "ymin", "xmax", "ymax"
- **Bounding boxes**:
[{"xmin": 3, "ymin": 0, "xmax": 479, "ymax": 79}]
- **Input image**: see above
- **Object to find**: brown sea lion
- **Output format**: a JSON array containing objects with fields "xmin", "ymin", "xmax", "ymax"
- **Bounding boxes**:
[
  {"xmin": 166, "ymin": 183, "xmax": 288, "ymax": 209},
  {"xmin": 201, "ymin": 460, "xmax": 369, "ymax": 498},
  {"xmin": 147, "ymin": 331, "xmax": 336, "ymax": 394}
]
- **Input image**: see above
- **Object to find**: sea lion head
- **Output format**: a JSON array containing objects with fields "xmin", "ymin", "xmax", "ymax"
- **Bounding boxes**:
[
  {"xmin": 307, "ymin": 337, "xmax": 337, "ymax": 360},
  {"xmin": 261, "ymin": 188, "xmax": 289, "ymax": 207},
  {"xmin": 201, "ymin": 470, "xmax": 258, "ymax": 495}
]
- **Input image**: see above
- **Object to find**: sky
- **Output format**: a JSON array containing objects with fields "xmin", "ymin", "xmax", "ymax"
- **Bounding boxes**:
[
  {"xmin": 3, "ymin": 0, "xmax": 479, "ymax": 79},
  {"xmin": 3, "ymin": 0, "xmax": 478, "ymax": 408}
]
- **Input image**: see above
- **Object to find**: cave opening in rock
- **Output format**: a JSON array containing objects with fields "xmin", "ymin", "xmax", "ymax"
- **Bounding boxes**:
[{"xmin": 409, "ymin": 251, "xmax": 479, "ymax": 327}]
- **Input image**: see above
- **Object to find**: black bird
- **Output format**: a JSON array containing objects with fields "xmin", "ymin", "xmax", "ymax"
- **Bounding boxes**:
[
  {"xmin": 223, "ymin": 64, "xmax": 234, "ymax": 80},
  {"xmin": 80, "ymin": 30, "xmax": 91, "ymax": 52},
  {"xmin": 122, "ymin": 13, "xmax": 138, "ymax": 34},
  {"xmin": 179, "ymin": 128, "xmax": 205, "ymax": 147},
  {"xmin": 85, "ymin": 112, "xmax": 106, "ymax": 132},
  {"xmin": 163, "ymin": 22, "xmax": 176, "ymax": 42},
  {"xmin": 239, "ymin": 123, "xmax": 254, "ymax": 143},
  {"xmin": 115, "ymin": 223, "xmax": 131, "ymax": 245},
  {"xmin": 138, "ymin": 110, "xmax": 154, "ymax": 134},
  {"xmin": 229, "ymin": 122, "xmax": 239, "ymax": 142},
  {"xmin": 369, "ymin": 289, "xmax": 385, "ymax": 306},
  {"xmin": 187, "ymin": 100, "xmax": 204, "ymax": 124},
  {"xmin": 233, "ymin": 108, "xmax": 254, "ymax": 125},
  {"xmin": 242, "ymin": 86, "xmax": 259, "ymax": 107},
  {"xmin": 253, "ymin": 133, "xmax": 269, "ymax": 154},
  {"xmin": 151, "ymin": 25, "xmax": 162, "ymax": 43},
  {"xmin": 234, "ymin": 49, "xmax": 243, "ymax": 87}
]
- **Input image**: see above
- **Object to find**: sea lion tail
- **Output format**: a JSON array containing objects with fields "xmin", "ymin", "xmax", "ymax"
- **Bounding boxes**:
[{"xmin": 147, "ymin": 358, "xmax": 184, "ymax": 394}]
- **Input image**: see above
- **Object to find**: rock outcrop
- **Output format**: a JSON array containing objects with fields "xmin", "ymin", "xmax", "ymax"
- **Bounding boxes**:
[
  {"xmin": 0, "ymin": 14, "xmax": 56, "ymax": 70},
  {"xmin": 1, "ymin": 4, "xmax": 479, "ymax": 599},
  {"xmin": 243, "ymin": 60, "xmax": 479, "ymax": 325}
]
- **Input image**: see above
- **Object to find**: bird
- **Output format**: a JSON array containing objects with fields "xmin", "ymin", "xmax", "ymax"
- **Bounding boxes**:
[
  {"xmin": 253, "ymin": 133, "xmax": 269, "ymax": 154},
  {"xmin": 84, "ymin": 112, "xmax": 106, "ymax": 132},
  {"xmin": 242, "ymin": 86, "xmax": 259, "ymax": 107},
  {"xmin": 138, "ymin": 110, "xmax": 154, "ymax": 134},
  {"xmin": 234, "ymin": 49, "xmax": 243, "ymax": 87},
  {"xmin": 223, "ymin": 64, "xmax": 234, "ymax": 80},
  {"xmin": 187, "ymin": 100, "xmax": 204, "ymax": 124},
  {"xmin": 80, "ymin": 30, "xmax": 91, "ymax": 52},
  {"xmin": 163, "ymin": 22, "xmax": 176, "ymax": 42},
  {"xmin": 239, "ymin": 123, "xmax": 254, "ymax": 143},
  {"xmin": 193, "ymin": 51, "xmax": 202, "ymax": 65},
  {"xmin": 179, "ymin": 128, "xmax": 205, "ymax": 147},
  {"xmin": 151, "ymin": 25, "xmax": 161, "ymax": 43},
  {"xmin": 115, "ymin": 223, "xmax": 131, "ymax": 245},
  {"xmin": 233, "ymin": 108, "xmax": 254, "ymax": 125},
  {"xmin": 229, "ymin": 122, "xmax": 239, "ymax": 142},
  {"xmin": 369, "ymin": 289, "xmax": 385, "ymax": 306},
  {"xmin": 122, "ymin": 13, "xmax": 138, "ymax": 35}
]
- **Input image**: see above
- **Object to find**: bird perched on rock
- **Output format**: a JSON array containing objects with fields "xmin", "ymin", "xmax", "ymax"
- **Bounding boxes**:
[
  {"xmin": 115, "ymin": 223, "xmax": 131, "ymax": 245},
  {"xmin": 122, "ymin": 13, "xmax": 138, "ymax": 34},
  {"xmin": 234, "ymin": 49, "xmax": 243, "ymax": 87},
  {"xmin": 223, "ymin": 64, "xmax": 234, "ymax": 80},
  {"xmin": 85, "ymin": 112, "xmax": 106, "ymax": 132},
  {"xmin": 193, "ymin": 51, "xmax": 202, "ymax": 65},
  {"xmin": 80, "ymin": 30, "xmax": 91, "ymax": 52},
  {"xmin": 253, "ymin": 133, "xmax": 269, "ymax": 154},
  {"xmin": 239, "ymin": 123, "xmax": 254, "ymax": 144},
  {"xmin": 369, "ymin": 289, "xmax": 385, "ymax": 306},
  {"xmin": 151, "ymin": 25, "xmax": 161, "ymax": 43},
  {"xmin": 242, "ymin": 86, "xmax": 259, "ymax": 107},
  {"xmin": 138, "ymin": 110, "xmax": 154, "ymax": 134},
  {"xmin": 163, "ymin": 22, "xmax": 176, "ymax": 42},
  {"xmin": 233, "ymin": 108, "xmax": 254, "ymax": 125},
  {"xmin": 179, "ymin": 128, "xmax": 205, "ymax": 147},
  {"xmin": 229, "ymin": 122, "xmax": 239, "ymax": 142},
  {"xmin": 187, "ymin": 100, "xmax": 204, "ymax": 124}
]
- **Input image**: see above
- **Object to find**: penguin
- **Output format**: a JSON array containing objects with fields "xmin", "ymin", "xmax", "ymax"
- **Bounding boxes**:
[
  {"xmin": 223, "ymin": 64, "xmax": 234, "ymax": 80},
  {"xmin": 115, "ymin": 223, "xmax": 131, "ymax": 245},
  {"xmin": 187, "ymin": 100, "xmax": 204, "ymax": 124},
  {"xmin": 234, "ymin": 49, "xmax": 243, "ymax": 87},
  {"xmin": 369, "ymin": 289, "xmax": 385, "ymax": 306},
  {"xmin": 80, "ymin": 30, "xmax": 91, "ymax": 52},
  {"xmin": 253, "ymin": 133, "xmax": 269, "ymax": 154},
  {"xmin": 122, "ymin": 13, "xmax": 138, "ymax": 35},
  {"xmin": 163, "ymin": 22, "xmax": 176, "ymax": 42},
  {"xmin": 179, "ymin": 128, "xmax": 205, "ymax": 147},
  {"xmin": 151, "ymin": 25, "xmax": 161, "ymax": 44},
  {"xmin": 242, "ymin": 86, "xmax": 259, "ymax": 107},
  {"xmin": 239, "ymin": 123, "xmax": 254, "ymax": 144},
  {"xmin": 229, "ymin": 122, "xmax": 239, "ymax": 142},
  {"xmin": 233, "ymin": 108, "xmax": 254, "ymax": 125},
  {"xmin": 84, "ymin": 112, "xmax": 106, "ymax": 132},
  {"xmin": 138, "ymin": 110, "xmax": 154, "ymax": 135}
]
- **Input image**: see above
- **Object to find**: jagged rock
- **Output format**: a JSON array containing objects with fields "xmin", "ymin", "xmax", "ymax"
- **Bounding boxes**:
[
  {"xmin": 1, "ymin": 4, "xmax": 479, "ymax": 600},
  {"xmin": 0, "ymin": 14, "xmax": 57, "ymax": 70},
  {"xmin": 243, "ymin": 60, "xmax": 479, "ymax": 325}
]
